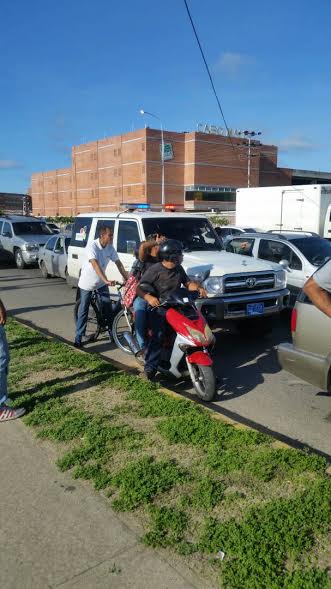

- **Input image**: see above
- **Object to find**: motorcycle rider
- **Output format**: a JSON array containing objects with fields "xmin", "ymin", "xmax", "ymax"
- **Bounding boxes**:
[{"xmin": 136, "ymin": 239, "xmax": 207, "ymax": 381}]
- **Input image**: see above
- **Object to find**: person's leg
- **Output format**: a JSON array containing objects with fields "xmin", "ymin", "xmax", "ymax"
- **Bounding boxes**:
[
  {"xmin": 0, "ymin": 325, "xmax": 25, "ymax": 421},
  {"xmin": 132, "ymin": 296, "xmax": 148, "ymax": 349},
  {"xmin": 97, "ymin": 285, "xmax": 113, "ymax": 339},
  {"xmin": 0, "ymin": 325, "xmax": 9, "ymax": 406},
  {"xmin": 144, "ymin": 309, "xmax": 165, "ymax": 378},
  {"xmin": 75, "ymin": 289, "xmax": 92, "ymax": 344}
]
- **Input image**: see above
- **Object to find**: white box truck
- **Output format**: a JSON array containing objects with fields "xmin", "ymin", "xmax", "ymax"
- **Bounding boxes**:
[{"xmin": 236, "ymin": 184, "xmax": 331, "ymax": 238}]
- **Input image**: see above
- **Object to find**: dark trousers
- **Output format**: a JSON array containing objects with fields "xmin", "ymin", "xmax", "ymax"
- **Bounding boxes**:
[
  {"xmin": 144, "ymin": 308, "xmax": 166, "ymax": 373},
  {"xmin": 75, "ymin": 284, "xmax": 113, "ymax": 342}
]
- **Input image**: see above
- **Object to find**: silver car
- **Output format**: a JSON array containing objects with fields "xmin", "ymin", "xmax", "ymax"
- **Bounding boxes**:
[
  {"xmin": 277, "ymin": 291, "xmax": 331, "ymax": 391},
  {"xmin": 0, "ymin": 215, "xmax": 53, "ymax": 268},
  {"xmin": 39, "ymin": 234, "xmax": 71, "ymax": 279},
  {"xmin": 225, "ymin": 231, "xmax": 331, "ymax": 305}
]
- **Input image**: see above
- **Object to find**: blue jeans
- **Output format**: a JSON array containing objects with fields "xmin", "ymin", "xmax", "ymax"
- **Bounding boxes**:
[
  {"xmin": 0, "ymin": 325, "xmax": 9, "ymax": 406},
  {"xmin": 133, "ymin": 296, "xmax": 148, "ymax": 349},
  {"xmin": 144, "ymin": 309, "xmax": 165, "ymax": 373},
  {"xmin": 75, "ymin": 285, "xmax": 113, "ymax": 342}
]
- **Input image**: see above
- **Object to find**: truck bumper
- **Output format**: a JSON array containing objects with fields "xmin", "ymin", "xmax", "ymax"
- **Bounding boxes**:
[{"xmin": 196, "ymin": 289, "xmax": 290, "ymax": 321}]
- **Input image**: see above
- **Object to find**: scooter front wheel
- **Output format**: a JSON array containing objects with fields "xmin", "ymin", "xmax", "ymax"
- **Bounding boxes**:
[{"xmin": 189, "ymin": 363, "xmax": 216, "ymax": 402}]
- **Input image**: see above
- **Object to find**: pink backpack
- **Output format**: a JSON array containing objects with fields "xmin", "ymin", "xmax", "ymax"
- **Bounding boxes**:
[{"xmin": 123, "ymin": 275, "xmax": 139, "ymax": 308}]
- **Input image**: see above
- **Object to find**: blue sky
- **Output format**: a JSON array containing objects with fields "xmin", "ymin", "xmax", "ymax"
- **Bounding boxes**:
[{"xmin": 1, "ymin": 0, "xmax": 331, "ymax": 193}]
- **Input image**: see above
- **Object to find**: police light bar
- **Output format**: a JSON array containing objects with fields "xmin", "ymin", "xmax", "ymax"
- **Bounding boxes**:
[{"xmin": 121, "ymin": 203, "xmax": 151, "ymax": 211}]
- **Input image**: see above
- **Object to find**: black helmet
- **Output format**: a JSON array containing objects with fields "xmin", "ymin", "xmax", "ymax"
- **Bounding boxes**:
[{"xmin": 158, "ymin": 239, "xmax": 183, "ymax": 262}]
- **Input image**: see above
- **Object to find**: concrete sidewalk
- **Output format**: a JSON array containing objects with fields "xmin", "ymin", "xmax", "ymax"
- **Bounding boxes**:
[{"xmin": 0, "ymin": 421, "xmax": 213, "ymax": 589}]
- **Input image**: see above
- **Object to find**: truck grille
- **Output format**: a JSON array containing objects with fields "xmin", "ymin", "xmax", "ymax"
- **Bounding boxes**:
[{"xmin": 224, "ymin": 272, "xmax": 275, "ymax": 294}]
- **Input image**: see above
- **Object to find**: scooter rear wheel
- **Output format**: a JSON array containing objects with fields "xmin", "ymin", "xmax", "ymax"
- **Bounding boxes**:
[{"xmin": 189, "ymin": 363, "xmax": 216, "ymax": 402}]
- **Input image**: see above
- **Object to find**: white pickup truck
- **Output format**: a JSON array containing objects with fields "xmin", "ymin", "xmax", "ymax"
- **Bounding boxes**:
[{"xmin": 67, "ymin": 210, "xmax": 289, "ymax": 326}]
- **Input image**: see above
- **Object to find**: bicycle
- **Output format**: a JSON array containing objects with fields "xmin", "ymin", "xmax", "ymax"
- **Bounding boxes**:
[{"xmin": 74, "ymin": 283, "xmax": 123, "ymax": 343}]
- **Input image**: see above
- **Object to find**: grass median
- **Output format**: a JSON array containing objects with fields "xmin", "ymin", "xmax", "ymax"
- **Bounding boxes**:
[{"xmin": 7, "ymin": 318, "xmax": 331, "ymax": 589}]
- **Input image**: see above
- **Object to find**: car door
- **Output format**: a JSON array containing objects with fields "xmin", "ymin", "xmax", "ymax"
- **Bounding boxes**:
[
  {"xmin": 43, "ymin": 236, "xmax": 58, "ymax": 273},
  {"xmin": 0, "ymin": 221, "xmax": 4, "ymax": 251},
  {"xmin": 113, "ymin": 219, "xmax": 141, "ymax": 281},
  {"xmin": 51, "ymin": 236, "xmax": 65, "ymax": 277},
  {"xmin": 258, "ymin": 239, "xmax": 303, "ymax": 300},
  {"xmin": 1, "ymin": 221, "xmax": 13, "ymax": 254}
]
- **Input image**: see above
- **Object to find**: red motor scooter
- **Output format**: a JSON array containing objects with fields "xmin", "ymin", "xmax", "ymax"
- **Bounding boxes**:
[{"xmin": 122, "ymin": 288, "xmax": 216, "ymax": 402}]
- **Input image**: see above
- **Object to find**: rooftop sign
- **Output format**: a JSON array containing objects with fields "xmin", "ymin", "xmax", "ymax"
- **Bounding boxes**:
[{"xmin": 197, "ymin": 123, "xmax": 243, "ymax": 138}]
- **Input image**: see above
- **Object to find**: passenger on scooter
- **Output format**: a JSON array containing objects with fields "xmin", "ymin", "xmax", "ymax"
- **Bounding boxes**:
[
  {"xmin": 136, "ymin": 239, "xmax": 207, "ymax": 381},
  {"xmin": 130, "ymin": 239, "xmax": 160, "ymax": 352}
]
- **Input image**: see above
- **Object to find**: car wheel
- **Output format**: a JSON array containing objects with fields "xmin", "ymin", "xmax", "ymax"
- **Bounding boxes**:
[
  {"xmin": 40, "ymin": 260, "xmax": 50, "ymax": 279},
  {"xmin": 14, "ymin": 249, "xmax": 27, "ymax": 269}
]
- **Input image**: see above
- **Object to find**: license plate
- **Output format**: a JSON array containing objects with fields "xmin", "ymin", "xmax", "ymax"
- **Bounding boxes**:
[{"xmin": 246, "ymin": 303, "xmax": 264, "ymax": 316}]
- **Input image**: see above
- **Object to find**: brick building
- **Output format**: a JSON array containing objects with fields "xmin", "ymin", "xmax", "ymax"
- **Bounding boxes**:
[{"xmin": 30, "ymin": 127, "xmax": 295, "ymax": 216}]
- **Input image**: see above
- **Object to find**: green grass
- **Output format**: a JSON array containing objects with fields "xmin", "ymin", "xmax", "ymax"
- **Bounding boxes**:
[
  {"xmin": 6, "ymin": 318, "xmax": 331, "ymax": 589},
  {"xmin": 112, "ymin": 456, "xmax": 186, "ymax": 511}
]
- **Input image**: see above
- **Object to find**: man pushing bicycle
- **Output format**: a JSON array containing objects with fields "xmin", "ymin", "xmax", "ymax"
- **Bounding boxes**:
[{"xmin": 74, "ymin": 225, "xmax": 128, "ymax": 348}]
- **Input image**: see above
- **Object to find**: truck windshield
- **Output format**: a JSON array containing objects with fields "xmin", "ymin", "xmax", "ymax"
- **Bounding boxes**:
[
  {"xmin": 13, "ymin": 222, "xmax": 53, "ymax": 236},
  {"xmin": 142, "ymin": 217, "xmax": 222, "ymax": 251},
  {"xmin": 290, "ymin": 237, "xmax": 331, "ymax": 266}
]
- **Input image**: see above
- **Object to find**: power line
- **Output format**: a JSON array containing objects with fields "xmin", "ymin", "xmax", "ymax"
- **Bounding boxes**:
[{"xmin": 182, "ymin": 0, "xmax": 247, "ymax": 182}]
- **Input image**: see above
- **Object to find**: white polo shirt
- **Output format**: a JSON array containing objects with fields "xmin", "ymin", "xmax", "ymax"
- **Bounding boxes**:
[{"xmin": 78, "ymin": 239, "xmax": 119, "ymax": 291}]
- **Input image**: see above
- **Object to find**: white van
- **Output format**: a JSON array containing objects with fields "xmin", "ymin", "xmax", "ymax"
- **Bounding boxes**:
[{"xmin": 67, "ymin": 208, "xmax": 289, "ymax": 324}]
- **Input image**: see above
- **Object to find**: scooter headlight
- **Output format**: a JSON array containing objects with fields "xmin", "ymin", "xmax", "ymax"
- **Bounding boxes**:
[
  {"xmin": 204, "ymin": 276, "xmax": 224, "ymax": 295},
  {"xmin": 185, "ymin": 324, "xmax": 215, "ymax": 345}
]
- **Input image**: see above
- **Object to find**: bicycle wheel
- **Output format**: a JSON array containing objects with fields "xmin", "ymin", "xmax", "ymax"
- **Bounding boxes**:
[
  {"xmin": 74, "ymin": 298, "xmax": 101, "ymax": 342},
  {"xmin": 112, "ymin": 308, "xmax": 133, "ymax": 354}
]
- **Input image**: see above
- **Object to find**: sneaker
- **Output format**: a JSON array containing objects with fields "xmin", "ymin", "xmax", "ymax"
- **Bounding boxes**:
[
  {"xmin": 73, "ymin": 340, "xmax": 83, "ymax": 349},
  {"xmin": 0, "ymin": 405, "xmax": 26, "ymax": 422}
]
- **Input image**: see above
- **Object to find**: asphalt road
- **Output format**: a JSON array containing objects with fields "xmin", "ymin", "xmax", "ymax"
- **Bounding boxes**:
[{"xmin": 1, "ymin": 263, "xmax": 330, "ymax": 458}]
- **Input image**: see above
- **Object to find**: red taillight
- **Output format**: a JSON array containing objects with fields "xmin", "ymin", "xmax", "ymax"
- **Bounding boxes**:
[{"xmin": 291, "ymin": 308, "xmax": 297, "ymax": 333}]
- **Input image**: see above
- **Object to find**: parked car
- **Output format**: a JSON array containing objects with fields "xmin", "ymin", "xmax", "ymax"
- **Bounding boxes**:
[
  {"xmin": 277, "ymin": 291, "xmax": 331, "ymax": 391},
  {"xmin": 225, "ymin": 231, "xmax": 331, "ymax": 305},
  {"xmin": 39, "ymin": 234, "xmax": 71, "ymax": 279},
  {"xmin": 214, "ymin": 225, "xmax": 258, "ymax": 240},
  {"xmin": 46, "ymin": 222, "xmax": 60, "ymax": 234},
  {"xmin": 0, "ymin": 215, "xmax": 53, "ymax": 268}
]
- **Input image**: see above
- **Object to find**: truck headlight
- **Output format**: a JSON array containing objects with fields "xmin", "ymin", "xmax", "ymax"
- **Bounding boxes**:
[
  {"xmin": 275, "ymin": 269, "xmax": 287, "ymax": 289},
  {"xmin": 203, "ymin": 276, "xmax": 224, "ymax": 295}
]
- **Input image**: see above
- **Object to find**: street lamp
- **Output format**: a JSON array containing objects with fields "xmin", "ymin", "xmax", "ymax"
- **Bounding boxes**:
[
  {"xmin": 238, "ymin": 130, "xmax": 262, "ymax": 187},
  {"xmin": 139, "ymin": 109, "xmax": 165, "ymax": 206}
]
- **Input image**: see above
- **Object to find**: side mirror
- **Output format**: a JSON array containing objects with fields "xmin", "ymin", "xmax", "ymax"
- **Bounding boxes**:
[{"xmin": 279, "ymin": 259, "xmax": 290, "ymax": 270}]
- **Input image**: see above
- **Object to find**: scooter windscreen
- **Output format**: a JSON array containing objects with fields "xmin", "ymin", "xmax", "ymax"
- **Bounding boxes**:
[{"xmin": 164, "ymin": 288, "xmax": 199, "ymax": 306}]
